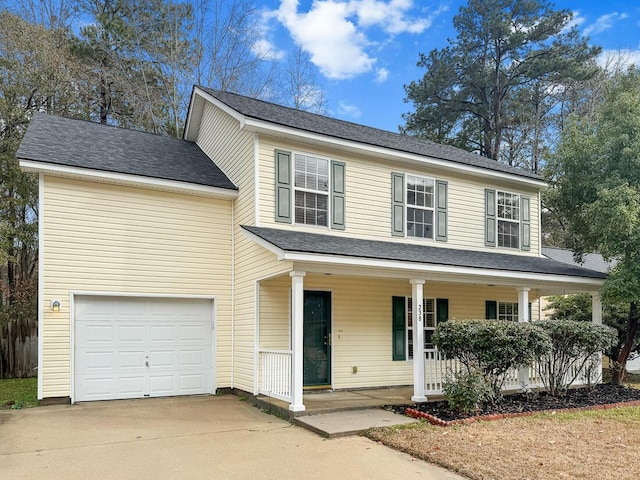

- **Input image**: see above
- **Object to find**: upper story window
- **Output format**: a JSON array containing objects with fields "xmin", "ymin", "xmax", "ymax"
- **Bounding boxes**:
[
  {"xmin": 294, "ymin": 154, "xmax": 329, "ymax": 226},
  {"xmin": 406, "ymin": 175, "xmax": 435, "ymax": 239},
  {"xmin": 391, "ymin": 172, "xmax": 447, "ymax": 241},
  {"xmin": 497, "ymin": 192, "xmax": 520, "ymax": 248},
  {"xmin": 485, "ymin": 189, "xmax": 530, "ymax": 251},
  {"xmin": 275, "ymin": 149, "xmax": 345, "ymax": 230}
]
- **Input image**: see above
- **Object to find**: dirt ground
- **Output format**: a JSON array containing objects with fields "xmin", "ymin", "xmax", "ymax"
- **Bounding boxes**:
[{"xmin": 368, "ymin": 406, "xmax": 640, "ymax": 480}]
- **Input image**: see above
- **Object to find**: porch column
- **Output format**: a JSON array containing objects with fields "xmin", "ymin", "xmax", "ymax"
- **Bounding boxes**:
[
  {"xmin": 410, "ymin": 279, "xmax": 427, "ymax": 403},
  {"xmin": 516, "ymin": 287, "xmax": 530, "ymax": 387},
  {"xmin": 516, "ymin": 287, "xmax": 530, "ymax": 322},
  {"xmin": 591, "ymin": 290, "xmax": 604, "ymax": 382},
  {"xmin": 591, "ymin": 291, "xmax": 603, "ymax": 325},
  {"xmin": 289, "ymin": 271, "xmax": 306, "ymax": 412}
]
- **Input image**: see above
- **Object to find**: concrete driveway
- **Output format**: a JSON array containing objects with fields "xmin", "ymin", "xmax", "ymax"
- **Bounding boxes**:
[{"xmin": 0, "ymin": 395, "xmax": 465, "ymax": 480}]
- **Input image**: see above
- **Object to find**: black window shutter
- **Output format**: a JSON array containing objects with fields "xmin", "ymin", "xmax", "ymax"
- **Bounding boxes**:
[
  {"xmin": 485, "ymin": 300, "xmax": 497, "ymax": 320},
  {"xmin": 392, "ymin": 296, "xmax": 406, "ymax": 360}
]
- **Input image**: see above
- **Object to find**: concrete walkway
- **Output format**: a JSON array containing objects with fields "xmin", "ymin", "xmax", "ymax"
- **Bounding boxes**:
[
  {"xmin": 0, "ymin": 395, "xmax": 466, "ymax": 480},
  {"xmin": 295, "ymin": 408, "xmax": 418, "ymax": 437}
]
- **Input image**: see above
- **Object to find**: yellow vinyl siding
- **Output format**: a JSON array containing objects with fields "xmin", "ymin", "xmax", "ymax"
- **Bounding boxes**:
[
  {"xmin": 41, "ymin": 176, "xmax": 233, "ymax": 398},
  {"xmin": 258, "ymin": 274, "xmax": 539, "ymax": 389},
  {"xmin": 257, "ymin": 135, "xmax": 540, "ymax": 256},
  {"xmin": 196, "ymin": 103, "xmax": 292, "ymax": 393}
]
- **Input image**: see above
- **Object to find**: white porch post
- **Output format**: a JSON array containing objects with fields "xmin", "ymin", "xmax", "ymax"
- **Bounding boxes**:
[
  {"xmin": 591, "ymin": 290, "xmax": 604, "ymax": 381},
  {"xmin": 410, "ymin": 279, "xmax": 427, "ymax": 402},
  {"xmin": 517, "ymin": 287, "xmax": 530, "ymax": 322},
  {"xmin": 289, "ymin": 271, "xmax": 306, "ymax": 412},
  {"xmin": 516, "ymin": 287, "xmax": 530, "ymax": 387},
  {"xmin": 591, "ymin": 291, "xmax": 603, "ymax": 325}
]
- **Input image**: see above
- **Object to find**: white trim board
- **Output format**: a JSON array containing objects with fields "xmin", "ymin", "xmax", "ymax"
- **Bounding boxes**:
[{"xmin": 19, "ymin": 160, "xmax": 239, "ymax": 200}]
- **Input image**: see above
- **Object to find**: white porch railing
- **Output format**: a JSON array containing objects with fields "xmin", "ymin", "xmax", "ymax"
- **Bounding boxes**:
[
  {"xmin": 423, "ymin": 349, "xmax": 602, "ymax": 396},
  {"xmin": 258, "ymin": 349, "xmax": 292, "ymax": 402}
]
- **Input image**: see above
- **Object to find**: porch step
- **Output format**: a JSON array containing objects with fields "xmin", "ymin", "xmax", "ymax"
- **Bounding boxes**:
[{"xmin": 294, "ymin": 409, "xmax": 418, "ymax": 438}]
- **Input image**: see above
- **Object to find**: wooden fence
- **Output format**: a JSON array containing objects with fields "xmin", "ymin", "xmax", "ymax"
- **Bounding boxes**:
[{"xmin": 0, "ymin": 316, "xmax": 37, "ymax": 378}]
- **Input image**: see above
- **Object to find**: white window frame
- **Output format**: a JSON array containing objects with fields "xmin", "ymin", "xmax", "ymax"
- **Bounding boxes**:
[
  {"xmin": 405, "ymin": 173, "xmax": 436, "ymax": 240},
  {"xmin": 498, "ymin": 301, "xmax": 519, "ymax": 321},
  {"xmin": 293, "ymin": 152, "xmax": 331, "ymax": 228},
  {"xmin": 496, "ymin": 190, "xmax": 521, "ymax": 249},
  {"xmin": 407, "ymin": 297, "xmax": 437, "ymax": 359}
]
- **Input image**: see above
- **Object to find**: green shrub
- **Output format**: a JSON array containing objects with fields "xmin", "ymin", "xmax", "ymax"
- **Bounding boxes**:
[
  {"xmin": 434, "ymin": 320, "xmax": 550, "ymax": 402},
  {"xmin": 535, "ymin": 320, "xmax": 617, "ymax": 395},
  {"xmin": 442, "ymin": 369, "xmax": 491, "ymax": 416}
]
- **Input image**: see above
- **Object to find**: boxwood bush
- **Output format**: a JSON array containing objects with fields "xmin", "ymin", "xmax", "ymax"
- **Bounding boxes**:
[
  {"xmin": 535, "ymin": 320, "xmax": 617, "ymax": 395},
  {"xmin": 434, "ymin": 320, "xmax": 550, "ymax": 403}
]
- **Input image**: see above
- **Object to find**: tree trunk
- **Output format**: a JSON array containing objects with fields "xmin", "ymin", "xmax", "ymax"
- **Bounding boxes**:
[{"xmin": 612, "ymin": 301, "xmax": 639, "ymax": 385}]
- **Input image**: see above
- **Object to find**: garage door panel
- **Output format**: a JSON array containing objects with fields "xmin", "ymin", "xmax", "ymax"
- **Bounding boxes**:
[
  {"xmin": 117, "ymin": 376, "xmax": 147, "ymax": 397},
  {"xmin": 117, "ymin": 325, "xmax": 146, "ymax": 344},
  {"xmin": 179, "ymin": 324, "xmax": 209, "ymax": 343},
  {"xmin": 77, "ymin": 350, "xmax": 116, "ymax": 373},
  {"xmin": 75, "ymin": 296, "xmax": 214, "ymax": 402},
  {"xmin": 118, "ymin": 350, "xmax": 146, "ymax": 369},
  {"xmin": 179, "ymin": 349, "xmax": 205, "ymax": 367},
  {"xmin": 149, "ymin": 349, "xmax": 175, "ymax": 368},
  {"xmin": 149, "ymin": 324, "xmax": 176, "ymax": 343},
  {"xmin": 77, "ymin": 325, "xmax": 116, "ymax": 345},
  {"xmin": 179, "ymin": 374, "xmax": 206, "ymax": 393}
]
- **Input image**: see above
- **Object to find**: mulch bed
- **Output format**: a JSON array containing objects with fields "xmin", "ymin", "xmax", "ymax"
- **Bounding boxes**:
[{"xmin": 384, "ymin": 384, "xmax": 640, "ymax": 426}]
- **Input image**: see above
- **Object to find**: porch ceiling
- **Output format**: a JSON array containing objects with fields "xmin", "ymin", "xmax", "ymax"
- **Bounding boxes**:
[{"xmin": 242, "ymin": 226, "xmax": 605, "ymax": 293}]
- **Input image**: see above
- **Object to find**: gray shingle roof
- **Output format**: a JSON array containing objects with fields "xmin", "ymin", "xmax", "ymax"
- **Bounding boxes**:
[
  {"xmin": 542, "ymin": 247, "xmax": 613, "ymax": 274},
  {"xmin": 243, "ymin": 226, "xmax": 607, "ymax": 279},
  {"xmin": 17, "ymin": 113, "xmax": 237, "ymax": 190},
  {"xmin": 201, "ymin": 87, "xmax": 542, "ymax": 182}
]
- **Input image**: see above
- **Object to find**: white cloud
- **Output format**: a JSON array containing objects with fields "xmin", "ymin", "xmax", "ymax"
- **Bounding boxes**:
[
  {"xmin": 375, "ymin": 67, "xmax": 389, "ymax": 83},
  {"xmin": 584, "ymin": 12, "xmax": 628, "ymax": 36},
  {"xmin": 337, "ymin": 100, "xmax": 362, "ymax": 118},
  {"xmin": 561, "ymin": 11, "xmax": 585, "ymax": 34},
  {"xmin": 275, "ymin": 0, "xmax": 436, "ymax": 80},
  {"xmin": 597, "ymin": 48, "xmax": 640, "ymax": 71},
  {"xmin": 252, "ymin": 38, "xmax": 286, "ymax": 60},
  {"xmin": 355, "ymin": 0, "xmax": 433, "ymax": 34}
]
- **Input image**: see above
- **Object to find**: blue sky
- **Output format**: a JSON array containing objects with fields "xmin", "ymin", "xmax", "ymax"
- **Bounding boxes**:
[{"xmin": 256, "ymin": 0, "xmax": 640, "ymax": 132}]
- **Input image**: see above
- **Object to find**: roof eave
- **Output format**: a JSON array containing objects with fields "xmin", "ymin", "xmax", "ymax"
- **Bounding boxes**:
[{"xmin": 20, "ymin": 159, "xmax": 239, "ymax": 199}]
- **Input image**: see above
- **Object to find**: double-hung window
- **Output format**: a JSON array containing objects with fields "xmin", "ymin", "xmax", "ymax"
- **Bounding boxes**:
[
  {"xmin": 275, "ymin": 150, "xmax": 345, "ymax": 229},
  {"xmin": 407, "ymin": 297, "xmax": 437, "ymax": 358},
  {"xmin": 294, "ymin": 154, "xmax": 329, "ymax": 227},
  {"xmin": 497, "ymin": 192, "xmax": 520, "ymax": 248},
  {"xmin": 392, "ymin": 296, "xmax": 448, "ymax": 361},
  {"xmin": 498, "ymin": 301, "xmax": 518, "ymax": 321},
  {"xmin": 406, "ymin": 175, "xmax": 435, "ymax": 239},
  {"xmin": 391, "ymin": 172, "xmax": 447, "ymax": 241},
  {"xmin": 485, "ymin": 189, "xmax": 530, "ymax": 250}
]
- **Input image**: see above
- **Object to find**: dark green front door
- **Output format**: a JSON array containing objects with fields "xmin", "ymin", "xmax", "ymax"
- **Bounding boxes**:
[{"xmin": 303, "ymin": 291, "xmax": 331, "ymax": 387}]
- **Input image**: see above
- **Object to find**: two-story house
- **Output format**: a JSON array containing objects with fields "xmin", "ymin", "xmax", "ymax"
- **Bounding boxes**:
[{"xmin": 17, "ymin": 87, "xmax": 606, "ymax": 411}]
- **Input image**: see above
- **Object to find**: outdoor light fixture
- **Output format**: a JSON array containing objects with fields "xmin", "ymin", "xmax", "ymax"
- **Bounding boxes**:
[{"xmin": 51, "ymin": 300, "xmax": 61, "ymax": 312}]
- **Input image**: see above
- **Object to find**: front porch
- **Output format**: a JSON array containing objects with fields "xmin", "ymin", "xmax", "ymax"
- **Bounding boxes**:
[{"xmin": 254, "ymin": 270, "xmax": 604, "ymax": 414}]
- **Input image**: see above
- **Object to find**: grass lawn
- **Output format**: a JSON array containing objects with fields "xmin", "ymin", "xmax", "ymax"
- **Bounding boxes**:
[
  {"xmin": 0, "ymin": 377, "xmax": 39, "ymax": 409},
  {"xmin": 369, "ymin": 374, "xmax": 640, "ymax": 480}
]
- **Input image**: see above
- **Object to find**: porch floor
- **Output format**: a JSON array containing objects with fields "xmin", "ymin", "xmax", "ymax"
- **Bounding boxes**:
[{"xmin": 256, "ymin": 385, "xmax": 442, "ymax": 416}]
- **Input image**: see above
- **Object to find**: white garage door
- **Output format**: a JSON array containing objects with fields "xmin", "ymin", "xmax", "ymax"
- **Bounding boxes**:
[{"xmin": 75, "ymin": 296, "xmax": 214, "ymax": 402}]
